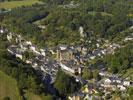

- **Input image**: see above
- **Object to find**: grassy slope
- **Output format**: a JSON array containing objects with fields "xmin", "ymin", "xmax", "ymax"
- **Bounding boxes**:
[
  {"xmin": 0, "ymin": 71, "xmax": 21, "ymax": 100},
  {"xmin": 25, "ymin": 91, "xmax": 42, "ymax": 100},
  {"xmin": 0, "ymin": 0, "xmax": 43, "ymax": 9},
  {"xmin": 122, "ymin": 68, "xmax": 133, "ymax": 81}
]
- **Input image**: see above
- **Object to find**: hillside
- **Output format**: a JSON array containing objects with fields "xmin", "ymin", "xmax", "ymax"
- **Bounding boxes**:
[
  {"xmin": 1, "ymin": 0, "xmax": 132, "ymax": 47},
  {"xmin": 0, "ymin": 71, "xmax": 21, "ymax": 100},
  {"xmin": 0, "ymin": 0, "xmax": 133, "ymax": 100}
]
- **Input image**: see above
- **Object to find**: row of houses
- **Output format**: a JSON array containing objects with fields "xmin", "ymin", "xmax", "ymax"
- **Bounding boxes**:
[
  {"xmin": 5, "ymin": 32, "xmax": 90, "ymax": 83},
  {"xmin": 62, "ymin": 1, "xmax": 80, "ymax": 8},
  {"xmin": 5, "ymin": 31, "xmax": 65, "ymax": 83},
  {"xmin": 60, "ymin": 60, "xmax": 82, "ymax": 75},
  {"xmin": 4, "ymin": 30, "xmax": 123, "ymax": 75},
  {"xmin": 68, "ymin": 72, "xmax": 133, "ymax": 100},
  {"xmin": 27, "ymin": 57, "xmax": 60, "ymax": 83},
  {"xmin": 68, "ymin": 84, "xmax": 99, "ymax": 100},
  {"xmin": 7, "ymin": 45, "xmax": 24, "ymax": 60}
]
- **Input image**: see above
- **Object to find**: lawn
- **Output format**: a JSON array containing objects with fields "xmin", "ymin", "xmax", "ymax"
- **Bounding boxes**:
[
  {"xmin": 0, "ymin": 0, "xmax": 43, "ymax": 9},
  {"xmin": 0, "ymin": 71, "xmax": 21, "ymax": 100}
]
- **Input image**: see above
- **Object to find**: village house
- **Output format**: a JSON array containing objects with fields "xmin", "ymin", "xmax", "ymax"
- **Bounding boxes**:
[
  {"xmin": 123, "ymin": 80, "xmax": 131, "ymax": 86},
  {"xmin": 104, "ymin": 78, "xmax": 112, "ymax": 85},
  {"xmin": 79, "ymin": 26, "xmax": 85, "ymax": 38},
  {"xmin": 30, "ymin": 45, "xmax": 36, "ymax": 51},
  {"xmin": 117, "ymin": 85, "xmax": 126, "ymax": 91},
  {"xmin": 106, "ymin": 47, "xmax": 115, "ymax": 54},
  {"xmin": 32, "ymin": 63, "xmax": 38, "ymax": 68},
  {"xmin": 96, "ymin": 43, "xmax": 100, "ymax": 48},
  {"xmin": 101, "ymin": 49, "xmax": 106, "ymax": 55},
  {"xmin": 111, "ymin": 77, "xmax": 121, "ymax": 84},
  {"xmin": 16, "ymin": 35, "xmax": 25, "ymax": 43},
  {"xmin": 56, "ymin": 45, "xmax": 74, "ymax": 61},
  {"xmin": 40, "ymin": 49, "xmax": 46, "ymax": 56},
  {"xmin": 63, "ymin": 1, "xmax": 80, "ymax": 8},
  {"xmin": 26, "ymin": 41, "xmax": 32, "ymax": 45},
  {"xmin": 49, "ymin": 49, "xmax": 56, "ymax": 55},
  {"xmin": 7, "ymin": 45, "xmax": 23, "ymax": 60},
  {"xmin": 60, "ymin": 60, "xmax": 82, "ymax": 75},
  {"xmin": 92, "ymin": 49, "xmax": 103, "ymax": 57},
  {"xmin": 15, "ymin": 53, "xmax": 23, "ymax": 60},
  {"xmin": 89, "ymin": 55, "xmax": 96, "ymax": 60},
  {"xmin": 7, "ymin": 32, "xmax": 13, "ymax": 42},
  {"xmin": 75, "ymin": 46, "xmax": 82, "ymax": 52},
  {"xmin": 19, "ymin": 42, "xmax": 29, "ymax": 51},
  {"xmin": 29, "ymin": 45, "xmax": 41, "ymax": 55},
  {"xmin": 82, "ymin": 84, "xmax": 98, "ymax": 94},
  {"xmin": 26, "ymin": 59, "xmax": 32, "ymax": 64},
  {"xmin": 68, "ymin": 84, "xmax": 99, "ymax": 100},
  {"xmin": 82, "ymin": 47, "xmax": 87, "ymax": 55},
  {"xmin": 99, "ymin": 71, "xmax": 106, "ymax": 76},
  {"xmin": 124, "ymin": 36, "xmax": 133, "ymax": 42},
  {"xmin": 0, "ymin": 29, "xmax": 4, "ymax": 33}
]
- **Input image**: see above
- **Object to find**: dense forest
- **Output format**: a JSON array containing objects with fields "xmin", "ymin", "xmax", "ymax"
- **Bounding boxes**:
[
  {"xmin": 104, "ymin": 43, "xmax": 133, "ymax": 74},
  {"xmin": 1, "ymin": 0, "xmax": 133, "ymax": 47}
]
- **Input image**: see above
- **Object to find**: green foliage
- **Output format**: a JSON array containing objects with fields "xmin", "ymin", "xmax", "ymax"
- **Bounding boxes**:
[
  {"xmin": 1, "ymin": 0, "xmax": 132, "ymax": 47},
  {"xmin": 82, "ymin": 68, "xmax": 93, "ymax": 80},
  {"xmin": 82, "ymin": 68, "xmax": 101, "ymax": 80},
  {"xmin": 128, "ymin": 87, "xmax": 133, "ymax": 96},
  {"xmin": 54, "ymin": 70, "xmax": 80, "ymax": 96},
  {"xmin": 104, "ymin": 43, "xmax": 133, "ymax": 73},
  {"xmin": 0, "ymin": 34, "xmax": 45, "ymax": 96},
  {"xmin": 23, "ymin": 51, "xmax": 35, "ymax": 60},
  {"xmin": 93, "ymin": 69, "xmax": 101, "ymax": 80},
  {"xmin": 3, "ymin": 97, "xmax": 10, "ymax": 100}
]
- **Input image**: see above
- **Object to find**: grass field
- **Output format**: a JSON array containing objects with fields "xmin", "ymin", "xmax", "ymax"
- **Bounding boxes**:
[
  {"xmin": 0, "ymin": 71, "xmax": 21, "ymax": 100},
  {"xmin": 0, "ymin": 0, "xmax": 43, "ymax": 9},
  {"xmin": 25, "ymin": 91, "xmax": 42, "ymax": 100}
]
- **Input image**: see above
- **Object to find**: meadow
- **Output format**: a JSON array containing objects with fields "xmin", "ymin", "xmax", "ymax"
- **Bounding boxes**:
[
  {"xmin": 0, "ymin": 0, "xmax": 43, "ymax": 9},
  {"xmin": 0, "ymin": 71, "xmax": 21, "ymax": 100},
  {"xmin": 25, "ymin": 91, "xmax": 42, "ymax": 100}
]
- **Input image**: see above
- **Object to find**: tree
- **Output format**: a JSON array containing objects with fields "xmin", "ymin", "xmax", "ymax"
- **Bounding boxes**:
[
  {"xmin": 93, "ymin": 69, "xmax": 101, "ymax": 81},
  {"xmin": 54, "ymin": 70, "xmax": 80, "ymax": 97},
  {"xmin": 128, "ymin": 87, "xmax": 133, "ymax": 97},
  {"xmin": 54, "ymin": 70, "xmax": 69, "ymax": 96},
  {"xmin": 3, "ymin": 97, "xmax": 10, "ymax": 100},
  {"xmin": 82, "ymin": 68, "xmax": 93, "ymax": 80}
]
